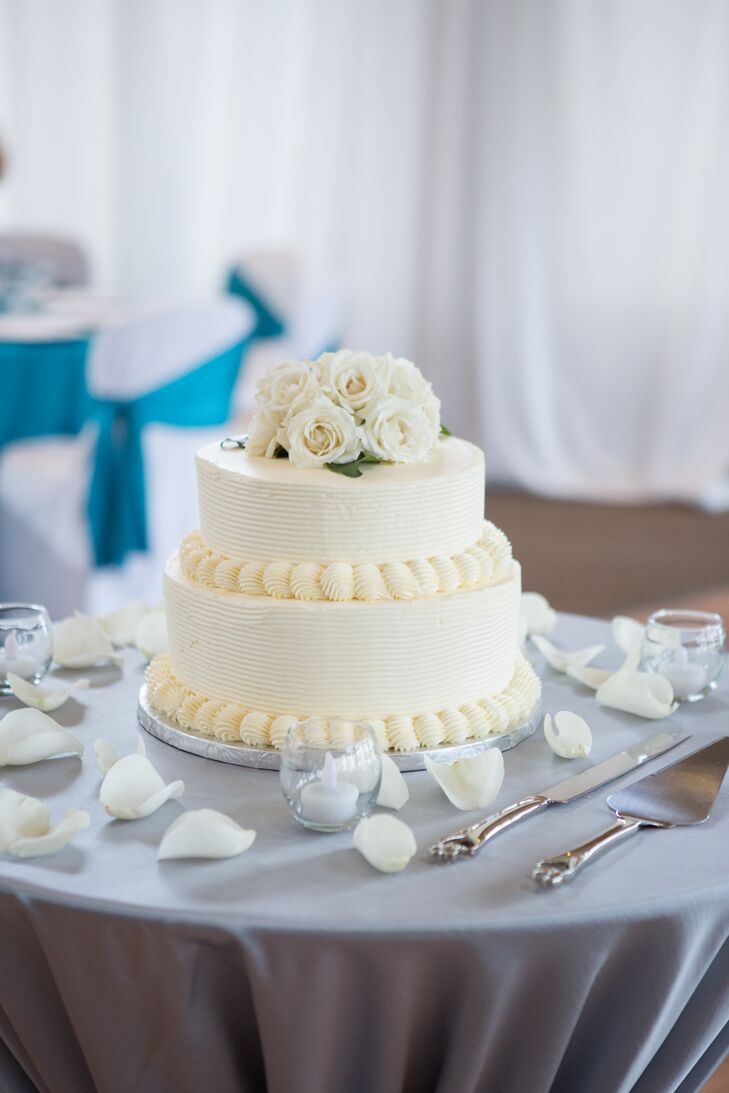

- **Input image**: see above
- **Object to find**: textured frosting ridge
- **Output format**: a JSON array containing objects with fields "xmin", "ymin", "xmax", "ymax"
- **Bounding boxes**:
[
  {"xmin": 146, "ymin": 652, "xmax": 540, "ymax": 753},
  {"xmin": 179, "ymin": 521, "xmax": 513, "ymax": 602}
]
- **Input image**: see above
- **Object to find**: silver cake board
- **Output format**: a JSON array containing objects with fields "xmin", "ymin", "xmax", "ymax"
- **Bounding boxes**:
[{"xmin": 138, "ymin": 685, "xmax": 540, "ymax": 773}]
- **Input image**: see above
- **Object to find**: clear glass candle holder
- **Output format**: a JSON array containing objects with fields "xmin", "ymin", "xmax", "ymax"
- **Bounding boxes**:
[
  {"xmin": 280, "ymin": 720, "xmax": 382, "ymax": 833},
  {"xmin": 640, "ymin": 609, "xmax": 726, "ymax": 703},
  {"xmin": 0, "ymin": 603, "xmax": 53, "ymax": 694}
]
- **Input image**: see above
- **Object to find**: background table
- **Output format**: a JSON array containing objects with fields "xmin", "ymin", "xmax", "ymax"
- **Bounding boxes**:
[{"xmin": 0, "ymin": 614, "xmax": 727, "ymax": 1093}]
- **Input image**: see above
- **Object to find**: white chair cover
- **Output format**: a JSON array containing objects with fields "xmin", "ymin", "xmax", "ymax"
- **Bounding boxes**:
[{"xmin": 0, "ymin": 297, "xmax": 255, "ymax": 618}]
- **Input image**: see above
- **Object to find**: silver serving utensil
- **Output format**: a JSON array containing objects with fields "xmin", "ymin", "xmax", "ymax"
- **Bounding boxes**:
[
  {"xmin": 429, "ymin": 730, "xmax": 688, "ymax": 862},
  {"xmin": 533, "ymin": 736, "xmax": 729, "ymax": 887}
]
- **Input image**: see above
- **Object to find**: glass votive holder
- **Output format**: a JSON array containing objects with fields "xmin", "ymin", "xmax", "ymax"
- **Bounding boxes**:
[
  {"xmin": 640, "ymin": 609, "xmax": 726, "ymax": 703},
  {"xmin": 0, "ymin": 603, "xmax": 53, "ymax": 694},
  {"xmin": 280, "ymin": 720, "xmax": 382, "ymax": 833}
]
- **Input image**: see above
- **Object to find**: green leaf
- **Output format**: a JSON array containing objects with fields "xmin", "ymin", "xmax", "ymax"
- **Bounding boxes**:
[
  {"xmin": 326, "ymin": 460, "xmax": 364, "ymax": 478},
  {"xmin": 273, "ymin": 444, "xmax": 288, "ymax": 458},
  {"xmin": 440, "ymin": 424, "xmax": 452, "ymax": 437},
  {"xmin": 325, "ymin": 450, "xmax": 383, "ymax": 478}
]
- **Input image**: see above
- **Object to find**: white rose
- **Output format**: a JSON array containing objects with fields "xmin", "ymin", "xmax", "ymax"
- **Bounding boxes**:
[
  {"xmin": 319, "ymin": 350, "xmax": 391, "ymax": 414},
  {"xmin": 386, "ymin": 355, "xmax": 433, "ymax": 403},
  {"xmin": 362, "ymin": 397, "xmax": 438, "ymax": 464},
  {"xmin": 256, "ymin": 359, "xmax": 319, "ymax": 415},
  {"xmin": 246, "ymin": 407, "xmax": 284, "ymax": 458},
  {"xmin": 421, "ymin": 388, "xmax": 442, "ymax": 434},
  {"xmin": 286, "ymin": 396, "xmax": 362, "ymax": 468}
]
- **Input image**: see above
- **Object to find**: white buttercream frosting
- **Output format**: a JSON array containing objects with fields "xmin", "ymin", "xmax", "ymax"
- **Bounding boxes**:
[
  {"xmin": 178, "ymin": 520, "xmax": 513, "ymax": 603},
  {"xmin": 146, "ymin": 651, "xmax": 540, "ymax": 753},
  {"xmin": 164, "ymin": 551, "xmax": 522, "ymax": 719},
  {"xmin": 196, "ymin": 435, "xmax": 484, "ymax": 564}
]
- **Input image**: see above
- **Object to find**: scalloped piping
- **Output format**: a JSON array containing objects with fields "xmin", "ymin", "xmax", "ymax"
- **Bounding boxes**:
[
  {"xmin": 178, "ymin": 521, "xmax": 514, "ymax": 602},
  {"xmin": 146, "ymin": 652, "xmax": 541, "ymax": 753}
]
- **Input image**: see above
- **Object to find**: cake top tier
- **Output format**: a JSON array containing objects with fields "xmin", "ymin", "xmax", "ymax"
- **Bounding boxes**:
[
  {"xmin": 196, "ymin": 435, "xmax": 485, "ymax": 565},
  {"xmin": 245, "ymin": 350, "xmax": 442, "ymax": 474}
]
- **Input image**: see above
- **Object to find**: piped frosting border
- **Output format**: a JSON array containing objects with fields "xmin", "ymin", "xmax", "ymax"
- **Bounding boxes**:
[
  {"xmin": 179, "ymin": 520, "xmax": 513, "ymax": 602},
  {"xmin": 146, "ymin": 651, "xmax": 540, "ymax": 753}
]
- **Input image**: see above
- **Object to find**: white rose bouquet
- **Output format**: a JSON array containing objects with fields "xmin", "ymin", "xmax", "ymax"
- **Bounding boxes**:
[{"xmin": 243, "ymin": 349, "xmax": 444, "ymax": 476}]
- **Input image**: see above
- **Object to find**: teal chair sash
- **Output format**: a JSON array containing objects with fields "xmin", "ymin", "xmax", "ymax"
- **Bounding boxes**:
[
  {"xmin": 226, "ymin": 269, "xmax": 285, "ymax": 340},
  {"xmin": 88, "ymin": 338, "xmax": 247, "ymax": 567},
  {"xmin": 0, "ymin": 338, "xmax": 91, "ymax": 447}
]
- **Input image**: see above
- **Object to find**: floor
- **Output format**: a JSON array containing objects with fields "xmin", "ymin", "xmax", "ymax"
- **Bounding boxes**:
[
  {"xmin": 487, "ymin": 491, "xmax": 729, "ymax": 619},
  {"xmin": 489, "ymin": 491, "xmax": 729, "ymax": 1093}
]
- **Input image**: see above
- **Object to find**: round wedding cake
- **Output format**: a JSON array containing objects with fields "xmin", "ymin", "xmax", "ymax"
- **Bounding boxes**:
[{"xmin": 146, "ymin": 350, "xmax": 540, "ymax": 752}]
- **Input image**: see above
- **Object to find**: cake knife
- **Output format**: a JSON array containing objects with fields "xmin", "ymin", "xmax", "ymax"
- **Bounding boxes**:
[
  {"xmin": 533, "ymin": 735, "xmax": 729, "ymax": 886},
  {"xmin": 429, "ymin": 730, "xmax": 689, "ymax": 862}
]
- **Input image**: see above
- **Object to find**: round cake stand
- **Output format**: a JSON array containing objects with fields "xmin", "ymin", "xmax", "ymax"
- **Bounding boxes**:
[{"xmin": 138, "ymin": 685, "xmax": 540, "ymax": 773}]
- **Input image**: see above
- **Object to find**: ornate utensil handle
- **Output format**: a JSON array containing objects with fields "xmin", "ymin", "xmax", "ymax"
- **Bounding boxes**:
[
  {"xmin": 430, "ymin": 795, "xmax": 549, "ymax": 862},
  {"xmin": 532, "ymin": 816, "xmax": 645, "ymax": 887}
]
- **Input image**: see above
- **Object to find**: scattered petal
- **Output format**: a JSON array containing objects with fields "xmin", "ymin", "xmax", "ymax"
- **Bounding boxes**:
[
  {"xmin": 376, "ymin": 754, "xmax": 409, "ymax": 810},
  {"xmin": 531, "ymin": 635, "xmax": 605, "ymax": 674},
  {"xmin": 0, "ymin": 708, "xmax": 84, "ymax": 766},
  {"xmin": 94, "ymin": 735, "xmax": 146, "ymax": 776},
  {"xmin": 53, "ymin": 615, "xmax": 123, "ymax": 669},
  {"xmin": 135, "ymin": 611, "xmax": 168, "ymax": 661},
  {"xmin": 98, "ymin": 601, "xmax": 150, "ymax": 646},
  {"xmin": 544, "ymin": 711, "xmax": 593, "ymax": 758},
  {"xmin": 612, "ymin": 616, "xmax": 645, "ymax": 656},
  {"xmin": 0, "ymin": 789, "xmax": 89, "ymax": 858},
  {"xmin": 424, "ymin": 749, "xmax": 505, "ymax": 811},
  {"xmin": 6, "ymin": 672, "xmax": 89, "ymax": 712},
  {"xmin": 520, "ymin": 592, "xmax": 557, "ymax": 637},
  {"xmin": 566, "ymin": 665, "xmax": 612, "ymax": 690},
  {"xmin": 353, "ymin": 814, "xmax": 417, "ymax": 873},
  {"xmin": 99, "ymin": 753, "xmax": 184, "ymax": 819},
  {"xmin": 157, "ymin": 809, "xmax": 256, "ymax": 860},
  {"xmin": 596, "ymin": 668, "xmax": 677, "ymax": 720}
]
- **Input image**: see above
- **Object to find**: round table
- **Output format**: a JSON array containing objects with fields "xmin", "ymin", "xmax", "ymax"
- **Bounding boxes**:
[{"xmin": 0, "ymin": 614, "xmax": 727, "ymax": 1093}]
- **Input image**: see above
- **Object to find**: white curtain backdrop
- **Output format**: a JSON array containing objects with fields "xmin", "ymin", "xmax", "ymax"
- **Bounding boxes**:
[{"xmin": 1, "ymin": 0, "xmax": 729, "ymax": 503}]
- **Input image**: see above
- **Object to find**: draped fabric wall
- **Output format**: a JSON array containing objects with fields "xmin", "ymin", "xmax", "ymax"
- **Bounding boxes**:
[{"xmin": 1, "ymin": 0, "xmax": 729, "ymax": 503}]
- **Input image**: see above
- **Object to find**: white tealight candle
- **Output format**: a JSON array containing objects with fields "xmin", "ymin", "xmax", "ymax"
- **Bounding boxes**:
[
  {"xmin": 300, "ymin": 751, "xmax": 359, "ymax": 825},
  {"xmin": 664, "ymin": 662, "xmax": 707, "ymax": 698}
]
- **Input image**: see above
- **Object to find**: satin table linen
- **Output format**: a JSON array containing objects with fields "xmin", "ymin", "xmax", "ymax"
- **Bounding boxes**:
[{"xmin": 0, "ymin": 614, "xmax": 727, "ymax": 1093}]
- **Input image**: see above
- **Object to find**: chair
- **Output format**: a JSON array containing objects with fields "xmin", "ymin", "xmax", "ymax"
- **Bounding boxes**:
[
  {"xmin": 226, "ymin": 249, "xmax": 345, "ymax": 413},
  {"xmin": 0, "ymin": 233, "xmax": 90, "ymax": 287},
  {"xmin": 0, "ymin": 296, "xmax": 255, "ymax": 617}
]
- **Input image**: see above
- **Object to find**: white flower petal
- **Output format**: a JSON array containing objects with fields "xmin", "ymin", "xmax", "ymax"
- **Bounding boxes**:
[
  {"xmin": 566, "ymin": 665, "xmax": 613, "ymax": 690},
  {"xmin": 157, "ymin": 809, "xmax": 256, "ymax": 860},
  {"xmin": 596, "ymin": 669, "xmax": 677, "ymax": 719},
  {"xmin": 353, "ymin": 814, "xmax": 417, "ymax": 873},
  {"xmin": 99, "ymin": 753, "xmax": 184, "ymax": 819},
  {"xmin": 531, "ymin": 635, "xmax": 605, "ymax": 673},
  {"xmin": 53, "ymin": 615, "xmax": 123, "ymax": 668},
  {"xmin": 94, "ymin": 734, "xmax": 145, "ymax": 775},
  {"xmin": 0, "ymin": 708, "xmax": 84, "ymax": 766},
  {"xmin": 612, "ymin": 615, "xmax": 645, "ymax": 656},
  {"xmin": 6, "ymin": 672, "xmax": 89, "ymax": 712},
  {"xmin": 424, "ymin": 749, "xmax": 505, "ymax": 811},
  {"xmin": 0, "ymin": 789, "xmax": 89, "ymax": 858},
  {"xmin": 543, "ymin": 711, "xmax": 593, "ymax": 759},
  {"xmin": 376, "ymin": 754, "xmax": 409, "ymax": 810},
  {"xmin": 134, "ymin": 611, "xmax": 168, "ymax": 662},
  {"xmin": 98, "ymin": 601, "xmax": 150, "ymax": 646},
  {"xmin": 520, "ymin": 592, "xmax": 557, "ymax": 637}
]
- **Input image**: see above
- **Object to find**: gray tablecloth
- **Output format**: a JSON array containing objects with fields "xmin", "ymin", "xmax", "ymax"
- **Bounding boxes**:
[{"xmin": 0, "ymin": 613, "xmax": 727, "ymax": 1093}]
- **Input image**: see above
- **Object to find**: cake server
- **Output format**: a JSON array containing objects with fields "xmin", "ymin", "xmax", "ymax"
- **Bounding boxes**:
[
  {"xmin": 429, "ymin": 730, "xmax": 688, "ymax": 862},
  {"xmin": 533, "ymin": 736, "xmax": 729, "ymax": 887}
]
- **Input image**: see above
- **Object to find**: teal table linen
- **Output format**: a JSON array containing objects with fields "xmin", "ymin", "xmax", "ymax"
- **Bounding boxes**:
[{"xmin": 0, "ymin": 338, "xmax": 90, "ymax": 447}]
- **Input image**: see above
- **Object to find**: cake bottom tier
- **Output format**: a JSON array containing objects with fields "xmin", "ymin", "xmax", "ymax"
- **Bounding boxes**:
[{"xmin": 146, "ymin": 651, "xmax": 541, "ymax": 753}]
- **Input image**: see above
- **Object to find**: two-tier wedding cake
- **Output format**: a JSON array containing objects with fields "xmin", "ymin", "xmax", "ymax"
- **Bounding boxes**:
[{"xmin": 146, "ymin": 350, "xmax": 540, "ymax": 752}]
